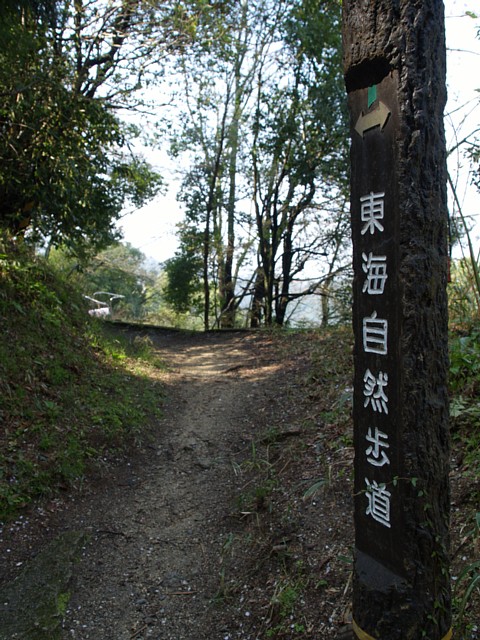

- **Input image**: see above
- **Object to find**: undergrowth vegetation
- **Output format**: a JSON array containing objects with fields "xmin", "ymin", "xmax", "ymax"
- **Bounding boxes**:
[
  {"xmin": 0, "ymin": 236, "xmax": 479, "ymax": 634},
  {"xmin": 0, "ymin": 239, "xmax": 163, "ymax": 520},
  {"xmin": 222, "ymin": 325, "xmax": 480, "ymax": 637},
  {"xmin": 450, "ymin": 327, "xmax": 480, "ymax": 476},
  {"xmin": 217, "ymin": 327, "xmax": 356, "ymax": 638},
  {"xmin": 449, "ymin": 323, "xmax": 480, "ymax": 637}
]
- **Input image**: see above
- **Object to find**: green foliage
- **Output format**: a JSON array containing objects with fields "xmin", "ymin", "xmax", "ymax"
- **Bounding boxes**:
[
  {"xmin": 448, "ymin": 258, "xmax": 480, "ymax": 326},
  {"xmin": 49, "ymin": 242, "xmax": 159, "ymax": 320},
  {"xmin": 283, "ymin": 0, "xmax": 348, "ymax": 184},
  {"xmin": 163, "ymin": 247, "xmax": 203, "ymax": 315},
  {"xmin": 236, "ymin": 440, "xmax": 278, "ymax": 515},
  {"xmin": 250, "ymin": 0, "xmax": 349, "ymax": 325},
  {"xmin": 454, "ymin": 512, "xmax": 480, "ymax": 632},
  {"xmin": 0, "ymin": 237, "xmax": 163, "ymax": 520},
  {"xmin": 50, "ymin": 241, "xmax": 205, "ymax": 327},
  {"xmin": 450, "ymin": 329, "xmax": 480, "ymax": 395},
  {"xmin": 449, "ymin": 326, "xmax": 480, "ymax": 477},
  {"xmin": 169, "ymin": 1, "xmax": 350, "ymax": 328},
  {"xmin": 265, "ymin": 564, "xmax": 310, "ymax": 638},
  {"xmin": 0, "ymin": 1, "xmax": 164, "ymax": 254},
  {"xmin": 449, "ymin": 323, "xmax": 480, "ymax": 632}
]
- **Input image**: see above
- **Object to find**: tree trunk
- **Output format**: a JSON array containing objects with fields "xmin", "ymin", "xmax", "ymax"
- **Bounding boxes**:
[
  {"xmin": 221, "ymin": 96, "xmax": 240, "ymax": 329},
  {"xmin": 275, "ymin": 222, "xmax": 294, "ymax": 326},
  {"xmin": 202, "ymin": 206, "xmax": 211, "ymax": 332},
  {"xmin": 343, "ymin": 2, "xmax": 451, "ymax": 638},
  {"xmin": 320, "ymin": 275, "xmax": 333, "ymax": 328},
  {"xmin": 250, "ymin": 265, "xmax": 265, "ymax": 328}
]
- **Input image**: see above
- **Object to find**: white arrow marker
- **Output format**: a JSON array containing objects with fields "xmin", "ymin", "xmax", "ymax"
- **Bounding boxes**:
[{"xmin": 355, "ymin": 101, "xmax": 391, "ymax": 137}]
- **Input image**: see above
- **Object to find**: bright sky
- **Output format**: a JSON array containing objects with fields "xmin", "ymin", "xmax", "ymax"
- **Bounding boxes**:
[
  {"xmin": 117, "ymin": 1, "xmax": 480, "ymax": 265},
  {"xmin": 444, "ymin": 1, "xmax": 480, "ymax": 257}
]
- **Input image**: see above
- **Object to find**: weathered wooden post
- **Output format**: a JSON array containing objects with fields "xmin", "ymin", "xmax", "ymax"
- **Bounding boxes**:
[{"xmin": 342, "ymin": 1, "xmax": 451, "ymax": 638}]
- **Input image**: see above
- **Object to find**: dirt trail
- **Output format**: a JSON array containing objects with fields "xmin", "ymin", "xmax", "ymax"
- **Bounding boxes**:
[
  {"xmin": 2, "ymin": 329, "xmax": 478, "ymax": 637},
  {"xmin": 61, "ymin": 329, "xmax": 290, "ymax": 640},
  {"xmin": 0, "ymin": 328, "xmax": 354, "ymax": 640},
  {"xmin": 58, "ymin": 334, "xmax": 275, "ymax": 640},
  {"xmin": 3, "ymin": 328, "xmax": 479, "ymax": 639}
]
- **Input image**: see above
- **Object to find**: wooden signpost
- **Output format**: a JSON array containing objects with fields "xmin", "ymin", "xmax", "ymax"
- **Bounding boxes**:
[{"xmin": 342, "ymin": 2, "xmax": 451, "ymax": 638}]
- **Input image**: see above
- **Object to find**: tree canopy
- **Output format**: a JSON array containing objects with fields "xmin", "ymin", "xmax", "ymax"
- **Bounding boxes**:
[
  {"xmin": 1, "ymin": 0, "xmax": 351, "ymax": 326},
  {"xmin": 0, "ymin": 1, "xmax": 178, "ymax": 254},
  {"xmin": 166, "ymin": 0, "xmax": 349, "ymax": 328}
]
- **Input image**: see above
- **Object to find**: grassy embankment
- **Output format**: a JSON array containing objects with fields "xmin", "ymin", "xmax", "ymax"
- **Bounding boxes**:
[{"xmin": 0, "ymin": 239, "xmax": 164, "ymax": 520}]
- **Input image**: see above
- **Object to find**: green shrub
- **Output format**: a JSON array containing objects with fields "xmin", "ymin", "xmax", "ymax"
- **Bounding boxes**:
[{"xmin": 0, "ymin": 236, "xmax": 163, "ymax": 520}]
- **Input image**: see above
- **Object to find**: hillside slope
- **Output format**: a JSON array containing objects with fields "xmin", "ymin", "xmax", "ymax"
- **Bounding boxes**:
[
  {"xmin": 0, "ymin": 239, "xmax": 163, "ymax": 519},
  {"xmin": 0, "ymin": 239, "xmax": 478, "ymax": 638}
]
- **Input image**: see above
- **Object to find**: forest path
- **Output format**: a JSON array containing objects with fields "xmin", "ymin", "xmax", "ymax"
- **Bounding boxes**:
[
  {"xmin": 0, "ymin": 327, "xmax": 355, "ymax": 640},
  {"xmin": 60, "ymin": 328, "xmax": 289, "ymax": 640}
]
